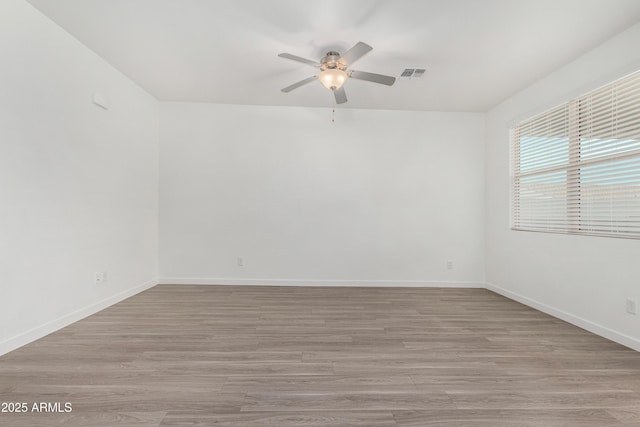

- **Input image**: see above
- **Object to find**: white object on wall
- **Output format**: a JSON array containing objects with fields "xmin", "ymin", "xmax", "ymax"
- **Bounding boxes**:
[{"xmin": 92, "ymin": 91, "xmax": 109, "ymax": 109}]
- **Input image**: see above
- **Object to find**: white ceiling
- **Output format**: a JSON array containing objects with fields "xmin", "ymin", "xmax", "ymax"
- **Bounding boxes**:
[{"xmin": 26, "ymin": 0, "xmax": 640, "ymax": 112}]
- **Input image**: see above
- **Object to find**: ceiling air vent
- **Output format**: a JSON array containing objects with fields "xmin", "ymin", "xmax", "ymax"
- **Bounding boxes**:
[{"xmin": 400, "ymin": 68, "xmax": 428, "ymax": 79}]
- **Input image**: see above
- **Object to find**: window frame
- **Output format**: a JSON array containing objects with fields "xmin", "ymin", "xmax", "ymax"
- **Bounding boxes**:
[{"xmin": 510, "ymin": 70, "xmax": 640, "ymax": 239}]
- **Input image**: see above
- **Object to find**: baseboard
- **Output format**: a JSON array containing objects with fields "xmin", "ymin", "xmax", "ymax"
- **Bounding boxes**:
[
  {"xmin": 158, "ymin": 277, "xmax": 485, "ymax": 288},
  {"xmin": 486, "ymin": 282, "xmax": 640, "ymax": 352},
  {"xmin": 0, "ymin": 279, "xmax": 158, "ymax": 356}
]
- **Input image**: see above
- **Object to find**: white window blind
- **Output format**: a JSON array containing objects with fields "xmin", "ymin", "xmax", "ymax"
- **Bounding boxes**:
[{"xmin": 511, "ymin": 69, "xmax": 640, "ymax": 238}]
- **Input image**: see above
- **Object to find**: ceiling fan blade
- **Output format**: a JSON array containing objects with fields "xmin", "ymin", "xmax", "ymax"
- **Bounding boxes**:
[
  {"xmin": 278, "ymin": 53, "xmax": 320, "ymax": 67},
  {"xmin": 349, "ymin": 70, "xmax": 396, "ymax": 86},
  {"xmin": 281, "ymin": 76, "xmax": 317, "ymax": 93},
  {"xmin": 333, "ymin": 87, "xmax": 347, "ymax": 104},
  {"xmin": 339, "ymin": 41, "xmax": 372, "ymax": 66}
]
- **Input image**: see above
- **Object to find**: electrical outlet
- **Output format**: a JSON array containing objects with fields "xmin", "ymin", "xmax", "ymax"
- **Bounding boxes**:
[
  {"xmin": 94, "ymin": 271, "xmax": 106, "ymax": 285},
  {"xmin": 446, "ymin": 261, "xmax": 453, "ymax": 270},
  {"xmin": 626, "ymin": 299, "xmax": 637, "ymax": 315},
  {"xmin": 237, "ymin": 257, "xmax": 244, "ymax": 267}
]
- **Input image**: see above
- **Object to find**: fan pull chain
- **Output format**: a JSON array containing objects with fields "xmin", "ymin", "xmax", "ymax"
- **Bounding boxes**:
[{"xmin": 331, "ymin": 96, "xmax": 336, "ymax": 123}]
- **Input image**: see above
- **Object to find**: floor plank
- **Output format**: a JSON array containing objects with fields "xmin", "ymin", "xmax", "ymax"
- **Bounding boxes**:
[
  {"xmin": 393, "ymin": 409, "xmax": 621, "ymax": 426},
  {"xmin": 160, "ymin": 411, "xmax": 397, "ymax": 426}
]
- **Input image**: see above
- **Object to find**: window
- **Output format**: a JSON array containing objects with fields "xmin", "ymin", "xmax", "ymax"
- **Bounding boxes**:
[{"xmin": 511, "ymin": 69, "xmax": 640, "ymax": 238}]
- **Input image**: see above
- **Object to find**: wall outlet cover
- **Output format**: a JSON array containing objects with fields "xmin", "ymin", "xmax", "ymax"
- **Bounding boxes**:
[{"xmin": 94, "ymin": 271, "xmax": 106, "ymax": 284}]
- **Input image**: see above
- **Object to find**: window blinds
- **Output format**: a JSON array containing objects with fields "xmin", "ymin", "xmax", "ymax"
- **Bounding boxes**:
[{"xmin": 511, "ymin": 69, "xmax": 640, "ymax": 238}]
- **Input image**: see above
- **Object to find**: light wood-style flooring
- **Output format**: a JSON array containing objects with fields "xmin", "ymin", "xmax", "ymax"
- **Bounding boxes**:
[{"xmin": 1, "ymin": 285, "xmax": 640, "ymax": 426}]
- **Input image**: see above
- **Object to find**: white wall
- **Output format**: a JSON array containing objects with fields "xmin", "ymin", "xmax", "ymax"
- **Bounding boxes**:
[
  {"xmin": 0, "ymin": 0, "xmax": 159, "ymax": 355},
  {"xmin": 485, "ymin": 23, "xmax": 640, "ymax": 351},
  {"xmin": 160, "ymin": 103, "xmax": 485, "ymax": 286}
]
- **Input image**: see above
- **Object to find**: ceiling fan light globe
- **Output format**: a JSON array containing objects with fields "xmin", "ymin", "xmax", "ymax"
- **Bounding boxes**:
[{"xmin": 319, "ymin": 69, "xmax": 347, "ymax": 91}]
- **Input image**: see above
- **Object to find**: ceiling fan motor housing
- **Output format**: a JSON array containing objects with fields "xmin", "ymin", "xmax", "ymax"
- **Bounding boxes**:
[{"xmin": 321, "ymin": 51, "xmax": 347, "ymax": 71}]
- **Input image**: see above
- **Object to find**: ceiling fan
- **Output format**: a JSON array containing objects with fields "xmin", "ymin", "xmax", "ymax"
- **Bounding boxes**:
[{"xmin": 278, "ymin": 41, "xmax": 396, "ymax": 104}]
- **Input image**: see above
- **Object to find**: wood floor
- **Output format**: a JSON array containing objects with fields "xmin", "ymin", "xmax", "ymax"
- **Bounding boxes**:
[{"xmin": 1, "ymin": 285, "xmax": 640, "ymax": 426}]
